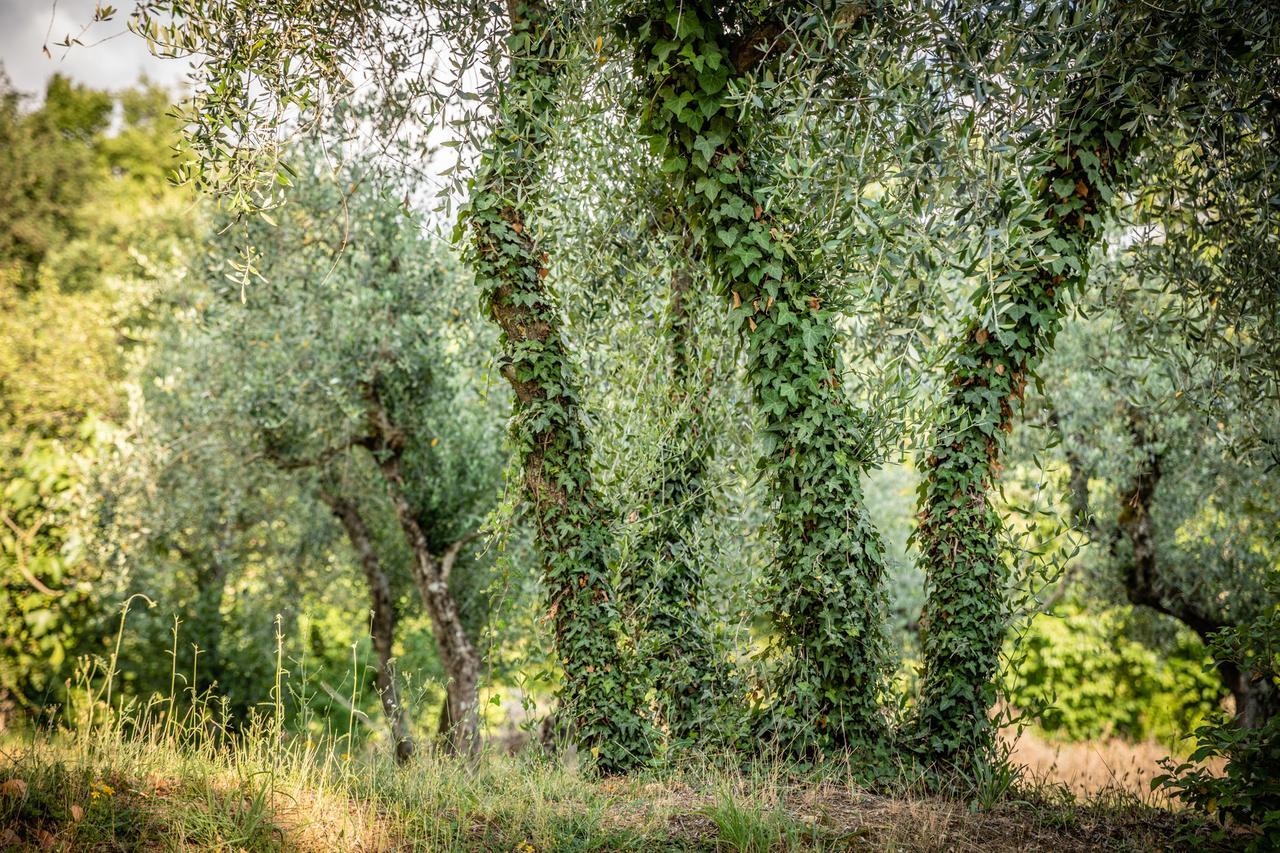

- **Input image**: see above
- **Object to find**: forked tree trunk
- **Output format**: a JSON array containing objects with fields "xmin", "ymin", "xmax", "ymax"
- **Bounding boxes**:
[
  {"xmin": 362, "ymin": 384, "xmax": 483, "ymax": 758},
  {"xmin": 1116, "ymin": 413, "xmax": 1277, "ymax": 732},
  {"xmin": 318, "ymin": 489, "xmax": 415, "ymax": 764}
]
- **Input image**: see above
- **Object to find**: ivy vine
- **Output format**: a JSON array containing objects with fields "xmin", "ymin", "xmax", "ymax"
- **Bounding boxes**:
[
  {"xmin": 462, "ymin": 0, "xmax": 655, "ymax": 773},
  {"xmin": 625, "ymin": 1, "xmax": 890, "ymax": 756}
]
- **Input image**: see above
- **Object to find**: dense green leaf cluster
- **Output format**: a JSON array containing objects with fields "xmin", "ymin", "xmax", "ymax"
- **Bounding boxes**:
[
  {"xmin": 626, "ymin": 1, "xmax": 891, "ymax": 755},
  {"xmin": 462, "ymin": 2, "xmax": 656, "ymax": 772}
]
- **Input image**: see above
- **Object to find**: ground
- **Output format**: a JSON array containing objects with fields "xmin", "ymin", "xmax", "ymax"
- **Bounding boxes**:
[{"xmin": 0, "ymin": 728, "xmax": 1250, "ymax": 851}]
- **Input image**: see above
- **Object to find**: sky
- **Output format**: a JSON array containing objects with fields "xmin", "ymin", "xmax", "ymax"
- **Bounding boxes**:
[{"xmin": 0, "ymin": 0, "xmax": 188, "ymax": 99}]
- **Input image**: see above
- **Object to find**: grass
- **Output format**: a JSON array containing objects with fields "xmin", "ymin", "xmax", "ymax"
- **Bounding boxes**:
[
  {"xmin": 0, "ymin": 609, "xmax": 1248, "ymax": 850},
  {"xmin": 0, "ymin": 720, "xmax": 1254, "ymax": 852}
]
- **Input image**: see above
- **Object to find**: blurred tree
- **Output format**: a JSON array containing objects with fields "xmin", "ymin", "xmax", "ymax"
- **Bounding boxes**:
[
  {"xmin": 130, "ymin": 148, "xmax": 509, "ymax": 757},
  {"xmin": 0, "ymin": 73, "xmax": 194, "ymax": 723},
  {"xmin": 1043, "ymin": 313, "xmax": 1279, "ymax": 730}
]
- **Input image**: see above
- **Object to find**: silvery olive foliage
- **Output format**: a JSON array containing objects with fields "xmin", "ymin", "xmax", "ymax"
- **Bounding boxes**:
[
  {"xmin": 116, "ymin": 0, "xmax": 1280, "ymax": 790},
  {"xmin": 101, "ymin": 147, "xmax": 513, "ymax": 753}
]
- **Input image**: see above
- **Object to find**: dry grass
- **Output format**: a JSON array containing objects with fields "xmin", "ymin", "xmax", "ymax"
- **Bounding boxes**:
[
  {"xmin": 1006, "ymin": 729, "xmax": 1224, "ymax": 804},
  {"xmin": 1, "ymin": 729, "xmax": 1247, "ymax": 852}
]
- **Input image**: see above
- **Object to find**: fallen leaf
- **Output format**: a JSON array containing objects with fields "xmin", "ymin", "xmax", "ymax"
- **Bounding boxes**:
[
  {"xmin": 71, "ymin": 804, "xmax": 85, "ymax": 821},
  {"xmin": 0, "ymin": 778, "xmax": 27, "ymax": 797}
]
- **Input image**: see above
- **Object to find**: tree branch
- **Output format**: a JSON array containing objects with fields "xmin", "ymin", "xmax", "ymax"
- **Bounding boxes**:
[
  {"xmin": 439, "ymin": 528, "xmax": 483, "ymax": 583},
  {"xmin": 254, "ymin": 431, "xmax": 375, "ymax": 472}
]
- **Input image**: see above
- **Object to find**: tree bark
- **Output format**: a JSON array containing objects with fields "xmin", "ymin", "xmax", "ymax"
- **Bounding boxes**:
[
  {"xmin": 362, "ymin": 384, "xmax": 483, "ymax": 758},
  {"xmin": 317, "ymin": 489, "xmax": 415, "ymax": 764},
  {"xmin": 1116, "ymin": 413, "xmax": 1277, "ymax": 730}
]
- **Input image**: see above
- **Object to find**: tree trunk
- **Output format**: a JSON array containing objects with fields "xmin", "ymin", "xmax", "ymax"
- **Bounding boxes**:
[
  {"xmin": 191, "ymin": 549, "xmax": 231, "ymax": 697},
  {"xmin": 464, "ymin": 0, "xmax": 654, "ymax": 773},
  {"xmin": 361, "ymin": 388, "xmax": 483, "ymax": 758},
  {"xmin": 1116, "ymin": 414, "xmax": 1276, "ymax": 731},
  {"xmin": 913, "ymin": 87, "xmax": 1131, "ymax": 768},
  {"xmin": 1219, "ymin": 660, "xmax": 1280, "ymax": 731},
  {"xmin": 318, "ymin": 489, "xmax": 415, "ymax": 764}
]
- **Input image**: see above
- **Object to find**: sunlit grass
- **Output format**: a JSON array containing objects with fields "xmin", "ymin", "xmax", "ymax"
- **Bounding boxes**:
[
  {"xmin": 0, "ymin": 606, "xmax": 1248, "ymax": 851},
  {"xmin": 2, "ymin": 719, "xmax": 1247, "ymax": 851}
]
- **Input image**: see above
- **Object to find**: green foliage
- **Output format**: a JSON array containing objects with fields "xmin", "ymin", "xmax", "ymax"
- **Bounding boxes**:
[
  {"xmin": 910, "ymin": 0, "xmax": 1280, "ymax": 770},
  {"xmin": 626, "ymin": 0, "xmax": 891, "ymax": 757},
  {"xmin": 462, "ymin": 3, "xmax": 656, "ymax": 772},
  {"xmin": 620, "ymin": 266, "xmax": 737, "ymax": 748},
  {"xmin": 6, "ymin": 0, "xmax": 1278, "ymax": 808},
  {"xmin": 1156, "ymin": 607, "xmax": 1280, "ymax": 850},
  {"xmin": 0, "ymin": 74, "xmax": 110, "ymax": 292},
  {"xmin": 0, "ymin": 74, "xmax": 195, "ymax": 721},
  {"xmin": 1008, "ymin": 607, "xmax": 1222, "ymax": 745},
  {"xmin": 103, "ymin": 146, "xmax": 511, "ymax": 744},
  {"xmin": 0, "ymin": 426, "xmax": 108, "ymax": 717}
]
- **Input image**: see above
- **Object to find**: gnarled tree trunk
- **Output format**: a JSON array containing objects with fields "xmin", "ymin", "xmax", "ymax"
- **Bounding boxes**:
[
  {"xmin": 318, "ymin": 489, "xmax": 415, "ymax": 763},
  {"xmin": 1117, "ymin": 413, "xmax": 1278, "ymax": 731},
  {"xmin": 362, "ymin": 384, "xmax": 483, "ymax": 758}
]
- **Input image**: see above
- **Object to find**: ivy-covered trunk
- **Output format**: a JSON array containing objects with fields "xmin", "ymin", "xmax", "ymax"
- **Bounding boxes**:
[
  {"xmin": 628, "ymin": 1, "xmax": 889, "ymax": 754},
  {"xmin": 465, "ymin": 1, "xmax": 653, "ymax": 773},
  {"xmin": 317, "ymin": 490, "xmax": 415, "ymax": 764},
  {"xmin": 627, "ymin": 252, "xmax": 730, "ymax": 746},
  {"xmin": 913, "ymin": 98, "xmax": 1130, "ymax": 768}
]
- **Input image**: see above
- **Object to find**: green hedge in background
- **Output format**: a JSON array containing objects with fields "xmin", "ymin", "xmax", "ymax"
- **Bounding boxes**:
[{"xmin": 1007, "ymin": 605, "xmax": 1223, "ymax": 746}]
